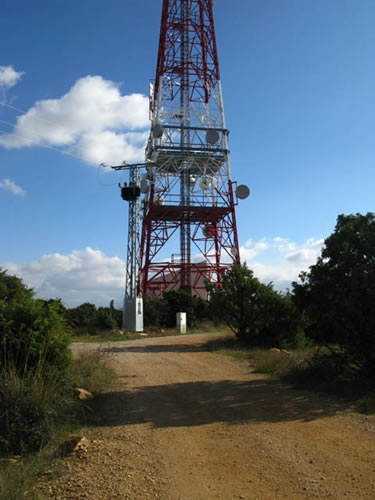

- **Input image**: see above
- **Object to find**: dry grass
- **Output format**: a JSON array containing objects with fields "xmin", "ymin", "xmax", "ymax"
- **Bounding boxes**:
[
  {"xmin": 356, "ymin": 395, "xmax": 375, "ymax": 414},
  {"xmin": 0, "ymin": 454, "xmax": 49, "ymax": 500},
  {"xmin": 72, "ymin": 347, "xmax": 117, "ymax": 395},
  {"xmin": 0, "ymin": 347, "xmax": 117, "ymax": 498},
  {"xmin": 205, "ymin": 336, "xmax": 375, "ymax": 414},
  {"xmin": 247, "ymin": 348, "xmax": 316, "ymax": 377},
  {"xmin": 0, "ymin": 367, "xmax": 73, "ymax": 455}
]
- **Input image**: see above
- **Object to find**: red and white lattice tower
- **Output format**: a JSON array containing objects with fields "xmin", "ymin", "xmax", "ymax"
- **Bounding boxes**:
[{"xmin": 139, "ymin": 0, "xmax": 242, "ymax": 298}]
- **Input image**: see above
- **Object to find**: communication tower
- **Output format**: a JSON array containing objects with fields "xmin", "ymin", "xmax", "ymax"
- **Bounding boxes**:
[
  {"xmin": 110, "ymin": 0, "xmax": 248, "ymax": 329},
  {"xmin": 139, "ymin": 0, "xmax": 248, "ymax": 298}
]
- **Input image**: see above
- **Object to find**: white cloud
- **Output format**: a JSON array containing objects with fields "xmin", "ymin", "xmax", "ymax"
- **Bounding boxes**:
[
  {"xmin": 75, "ymin": 130, "xmax": 149, "ymax": 165},
  {"xmin": 241, "ymin": 238, "xmax": 269, "ymax": 260},
  {"xmin": 3, "ymin": 247, "xmax": 125, "ymax": 307},
  {"xmin": 0, "ymin": 178, "xmax": 26, "ymax": 196},
  {"xmin": 0, "ymin": 237, "xmax": 325, "ymax": 307},
  {"xmin": 240, "ymin": 237, "xmax": 324, "ymax": 290},
  {"xmin": 273, "ymin": 236, "xmax": 297, "ymax": 254},
  {"xmin": 0, "ymin": 75, "xmax": 149, "ymax": 165},
  {"xmin": 0, "ymin": 65, "xmax": 24, "ymax": 89}
]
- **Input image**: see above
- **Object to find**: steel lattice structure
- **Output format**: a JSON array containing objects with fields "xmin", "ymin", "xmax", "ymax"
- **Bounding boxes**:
[
  {"xmin": 139, "ymin": 0, "xmax": 240, "ymax": 298},
  {"xmin": 124, "ymin": 167, "xmax": 141, "ymax": 300}
]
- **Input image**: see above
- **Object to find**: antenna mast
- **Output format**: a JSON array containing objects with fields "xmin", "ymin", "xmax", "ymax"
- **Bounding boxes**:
[{"xmin": 117, "ymin": 166, "xmax": 143, "ymax": 332}]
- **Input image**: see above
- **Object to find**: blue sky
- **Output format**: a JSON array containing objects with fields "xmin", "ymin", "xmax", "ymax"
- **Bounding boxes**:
[{"xmin": 0, "ymin": 0, "xmax": 374, "ymax": 307}]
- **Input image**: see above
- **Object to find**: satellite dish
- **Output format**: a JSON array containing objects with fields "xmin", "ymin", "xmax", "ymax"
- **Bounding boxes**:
[
  {"xmin": 236, "ymin": 184, "xmax": 250, "ymax": 200},
  {"xmin": 140, "ymin": 178, "xmax": 150, "ymax": 193},
  {"xmin": 152, "ymin": 123, "xmax": 163, "ymax": 138},
  {"xmin": 199, "ymin": 176, "xmax": 211, "ymax": 190},
  {"xmin": 230, "ymin": 247, "xmax": 238, "ymax": 257},
  {"xmin": 154, "ymin": 194, "xmax": 164, "ymax": 205},
  {"xmin": 189, "ymin": 176, "xmax": 197, "ymax": 190},
  {"xmin": 206, "ymin": 129, "xmax": 220, "ymax": 145}
]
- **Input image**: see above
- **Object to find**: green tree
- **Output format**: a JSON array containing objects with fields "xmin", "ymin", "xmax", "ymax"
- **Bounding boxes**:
[
  {"xmin": 95, "ymin": 306, "xmax": 117, "ymax": 331},
  {"xmin": 292, "ymin": 212, "xmax": 375, "ymax": 376},
  {"xmin": 161, "ymin": 290, "xmax": 197, "ymax": 327},
  {"xmin": 0, "ymin": 270, "xmax": 73, "ymax": 454},
  {"xmin": 0, "ymin": 270, "xmax": 71, "ymax": 375},
  {"xmin": 0, "ymin": 268, "xmax": 33, "ymax": 305},
  {"xmin": 110, "ymin": 306, "xmax": 123, "ymax": 329},
  {"xmin": 66, "ymin": 302, "xmax": 97, "ymax": 334},
  {"xmin": 0, "ymin": 297, "xmax": 71, "ymax": 375},
  {"xmin": 208, "ymin": 263, "xmax": 302, "ymax": 346},
  {"xmin": 143, "ymin": 295, "xmax": 162, "ymax": 327}
]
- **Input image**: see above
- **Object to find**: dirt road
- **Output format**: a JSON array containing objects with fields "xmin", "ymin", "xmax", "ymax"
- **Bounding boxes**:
[{"xmin": 40, "ymin": 333, "xmax": 375, "ymax": 499}]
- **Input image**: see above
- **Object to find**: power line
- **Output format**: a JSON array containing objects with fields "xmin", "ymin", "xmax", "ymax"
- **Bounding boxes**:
[
  {"xmin": 0, "ymin": 120, "xmax": 86, "ymax": 162},
  {"xmin": 0, "ymin": 100, "xmax": 27, "ymax": 116},
  {"xmin": 0, "ymin": 100, "xmax": 70, "ymax": 131},
  {"xmin": 0, "ymin": 101, "xmax": 128, "ymax": 174}
]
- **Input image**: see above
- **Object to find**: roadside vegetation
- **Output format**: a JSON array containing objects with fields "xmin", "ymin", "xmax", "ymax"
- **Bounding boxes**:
[
  {"xmin": 46, "ymin": 288, "xmax": 225, "ymax": 341},
  {"xmin": 0, "ymin": 269, "xmax": 116, "ymax": 499},
  {"xmin": 205, "ymin": 212, "xmax": 375, "ymax": 414}
]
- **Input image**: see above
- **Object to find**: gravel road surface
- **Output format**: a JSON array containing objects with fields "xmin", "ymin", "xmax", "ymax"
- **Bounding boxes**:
[{"xmin": 39, "ymin": 333, "xmax": 375, "ymax": 499}]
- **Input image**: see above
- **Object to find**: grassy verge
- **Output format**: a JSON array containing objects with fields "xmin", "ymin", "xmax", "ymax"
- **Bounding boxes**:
[
  {"xmin": 72, "ymin": 347, "xmax": 117, "ymax": 395},
  {"xmin": 185, "ymin": 323, "xmax": 231, "ymax": 335},
  {"xmin": 72, "ymin": 323, "xmax": 230, "ymax": 343},
  {"xmin": 205, "ymin": 335, "xmax": 375, "ymax": 415},
  {"xmin": 0, "ymin": 449, "xmax": 62, "ymax": 500},
  {"xmin": 72, "ymin": 331, "xmax": 143, "ymax": 343},
  {"xmin": 0, "ymin": 348, "xmax": 116, "ymax": 498}
]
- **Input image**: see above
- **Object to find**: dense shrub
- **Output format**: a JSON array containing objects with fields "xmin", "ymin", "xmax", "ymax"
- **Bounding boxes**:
[
  {"xmin": 208, "ymin": 263, "xmax": 303, "ymax": 347},
  {"xmin": 161, "ymin": 290, "xmax": 197, "ymax": 327},
  {"xmin": 0, "ymin": 367, "xmax": 72, "ymax": 454},
  {"xmin": 66, "ymin": 302, "xmax": 121, "ymax": 334},
  {"xmin": 0, "ymin": 269, "xmax": 73, "ymax": 454},
  {"xmin": 143, "ymin": 295, "xmax": 162, "ymax": 327},
  {"xmin": 0, "ymin": 268, "xmax": 33, "ymax": 305},
  {"xmin": 143, "ymin": 291, "xmax": 211, "ymax": 329},
  {"xmin": 110, "ymin": 306, "xmax": 122, "ymax": 329},
  {"xmin": 292, "ymin": 212, "xmax": 375, "ymax": 377},
  {"xmin": 95, "ymin": 307, "xmax": 118, "ymax": 331},
  {"xmin": 0, "ymin": 297, "xmax": 71, "ymax": 376},
  {"xmin": 66, "ymin": 302, "xmax": 97, "ymax": 334}
]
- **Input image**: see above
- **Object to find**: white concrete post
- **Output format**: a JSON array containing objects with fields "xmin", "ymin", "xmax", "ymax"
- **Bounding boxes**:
[{"xmin": 176, "ymin": 312, "xmax": 187, "ymax": 334}]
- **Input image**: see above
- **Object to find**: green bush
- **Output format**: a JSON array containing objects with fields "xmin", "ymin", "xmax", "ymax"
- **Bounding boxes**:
[
  {"xmin": 143, "ymin": 295, "xmax": 162, "ymax": 328},
  {"xmin": 95, "ymin": 307, "xmax": 118, "ymax": 331},
  {"xmin": 0, "ymin": 268, "xmax": 33, "ymax": 305},
  {"xmin": 0, "ymin": 297, "xmax": 71, "ymax": 376},
  {"xmin": 292, "ymin": 212, "xmax": 375, "ymax": 377},
  {"xmin": 66, "ymin": 303, "xmax": 121, "ymax": 335},
  {"xmin": 143, "ymin": 292, "xmax": 211, "ymax": 329},
  {"xmin": 0, "ymin": 269, "xmax": 74, "ymax": 454},
  {"xmin": 161, "ymin": 290, "xmax": 197, "ymax": 327},
  {"xmin": 208, "ymin": 263, "xmax": 304, "ymax": 347},
  {"xmin": 65, "ymin": 302, "xmax": 97, "ymax": 334}
]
